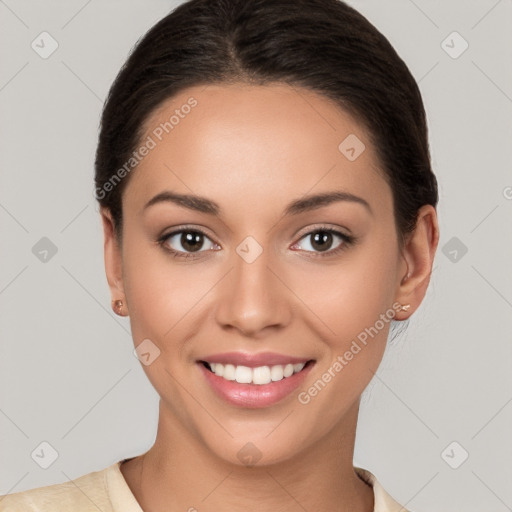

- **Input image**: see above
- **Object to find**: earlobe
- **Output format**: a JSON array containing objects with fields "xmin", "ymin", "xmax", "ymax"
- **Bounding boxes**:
[
  {"xmin": 100, "ymin": 207, "xmax": 128, "ymax": 316},
  {"xmin": 395, "ymin": 204, "xmax": 439, "ymax": 320}
]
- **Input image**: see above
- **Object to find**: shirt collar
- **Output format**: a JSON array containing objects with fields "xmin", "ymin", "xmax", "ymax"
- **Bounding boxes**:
[
  {"xmin": 355, "ymin": 466, "xmax": 410, "ymax": 512},
  {"xmin": 109, "ymin": 460, "xmax": 409, "ymax": 512}
]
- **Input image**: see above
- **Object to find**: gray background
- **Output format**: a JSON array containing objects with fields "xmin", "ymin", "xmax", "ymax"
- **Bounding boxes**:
[{"xmin": 0, "ymin": 1, "xmax": 511, "ymax": 511}]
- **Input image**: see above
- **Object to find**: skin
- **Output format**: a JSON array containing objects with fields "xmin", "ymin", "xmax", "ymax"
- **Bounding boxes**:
[{"xmin": 101, "ymin": 82, "xmax": 439, "ymax": 512}]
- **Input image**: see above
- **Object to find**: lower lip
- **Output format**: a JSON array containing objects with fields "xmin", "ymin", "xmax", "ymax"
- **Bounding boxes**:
[{"xmin": 198, "ymin": 362, "xmax": 314, "ymax": 408}]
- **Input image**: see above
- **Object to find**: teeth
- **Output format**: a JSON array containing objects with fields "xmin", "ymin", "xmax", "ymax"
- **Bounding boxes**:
[
  {"xmin": 253, "ymin": 366, "xmax": 271, "ymax": 385},
  {"xmin": 270, "ymin": 365, "xmax": 284, "ymax": 381},
  {"xmin": 283, "ymin": 363, "xmax": 294, "ymax": 377},
  {"xmin": 235, "ymin": 365, "xmax": 252, "ymax": 384},
  {"xmin": 223, "ymin": 364, "xmax": 236, "ymax": 381},
  {"xmin": 207, "ymin": 361, "xmax": 306, "ymax": 385}
]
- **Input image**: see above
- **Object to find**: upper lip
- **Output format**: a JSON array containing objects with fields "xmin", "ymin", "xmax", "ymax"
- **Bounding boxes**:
[{"xmin": 198, "ymin": 351, "xmax": 313, "ymax": 368}]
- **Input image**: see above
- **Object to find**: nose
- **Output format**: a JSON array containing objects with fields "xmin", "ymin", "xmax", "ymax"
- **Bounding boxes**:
[{"xmin": 214, "ymin": 244, "xmax": 292, "ymax": 338}]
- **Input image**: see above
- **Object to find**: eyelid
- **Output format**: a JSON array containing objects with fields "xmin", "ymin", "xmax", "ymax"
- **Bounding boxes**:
[
  {"xmin": 167, "ymin": 228, "xmax": 215, "ymax": 243},
  {"xmin": 293, "ymin": 223, "xmax": 353, "ymax": 240}
]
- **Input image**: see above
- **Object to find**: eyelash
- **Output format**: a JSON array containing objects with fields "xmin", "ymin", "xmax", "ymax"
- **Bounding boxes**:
[{"xmin": 156, "ymin": 226, "xmax": 356, "ymax": 260}]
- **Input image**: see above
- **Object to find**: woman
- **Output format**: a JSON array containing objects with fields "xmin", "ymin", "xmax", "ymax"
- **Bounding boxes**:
[{"xmin": 0, "ymin": 0, "xmax": 439, "ymax": 510}]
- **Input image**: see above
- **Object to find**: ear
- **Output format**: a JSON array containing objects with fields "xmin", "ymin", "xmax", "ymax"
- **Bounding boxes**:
[
  {"xmin": 100, "ymin": 207, "xmax": 127, "ymax": 314},
  {"xmin": 394, "ymin": 204, "xmax": 439, "ymax": 320}
]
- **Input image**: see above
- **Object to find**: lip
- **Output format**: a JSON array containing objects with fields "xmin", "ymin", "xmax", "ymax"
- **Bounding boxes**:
[
  {"xmin": 197, "ymin": 359, "xmax": 315, "ymax": 408},
  {"xmin": 198, "ymin": 351, "xmax": 310, "ymax": 368}
]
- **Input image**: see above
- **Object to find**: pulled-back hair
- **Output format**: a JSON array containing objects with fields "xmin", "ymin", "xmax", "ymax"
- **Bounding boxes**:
[{"xmin": 95, "ymin": 0, "xmax": 438, "ymax": 248}]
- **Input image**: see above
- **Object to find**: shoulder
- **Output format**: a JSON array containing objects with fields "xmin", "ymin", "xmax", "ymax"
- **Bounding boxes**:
[{"xmin": 0, "ymin": 463, "xmax": 115, "ymax": 512}]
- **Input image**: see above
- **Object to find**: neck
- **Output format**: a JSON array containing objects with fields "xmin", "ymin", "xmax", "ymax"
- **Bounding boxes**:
[{"xmin": 121, "ymin": 400, "xmax": 373, "ymax": 512}]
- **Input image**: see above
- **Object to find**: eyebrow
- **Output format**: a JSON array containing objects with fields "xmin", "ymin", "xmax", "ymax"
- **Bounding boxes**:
[{"xmin": 143, "ymin": 190, "xmax": 373, "ymax": 217}]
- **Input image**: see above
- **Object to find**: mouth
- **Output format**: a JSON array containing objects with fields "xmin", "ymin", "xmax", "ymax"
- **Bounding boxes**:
[
  {"xmin": 196, "ymin": 355, "xmax": 316, "ymax": 408},
  {"xmin": 199, "ymin": 360, "xmax": 315, "ymax": 385}
]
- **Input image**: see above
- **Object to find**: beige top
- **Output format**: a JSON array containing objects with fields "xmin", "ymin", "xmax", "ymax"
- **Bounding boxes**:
[{"xmin": 0, "ymin": 460, "xmax": 410, "ymax": 511}]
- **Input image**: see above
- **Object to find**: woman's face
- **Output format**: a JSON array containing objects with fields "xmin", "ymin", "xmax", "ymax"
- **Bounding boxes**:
[{"xmin": 103, "ymin": 83, "xmax": 414, "ymax": 465}]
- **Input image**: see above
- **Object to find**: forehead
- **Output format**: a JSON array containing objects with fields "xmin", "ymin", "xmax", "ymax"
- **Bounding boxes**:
[{"xmin": 122, "ymin": 82, "xmax": 391, "ymax": 218}]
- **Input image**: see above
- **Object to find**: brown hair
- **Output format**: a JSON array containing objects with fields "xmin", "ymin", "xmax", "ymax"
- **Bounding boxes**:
[{"xmin": 94, "ymin": 0, "xmax": 438, "ymax": 248}]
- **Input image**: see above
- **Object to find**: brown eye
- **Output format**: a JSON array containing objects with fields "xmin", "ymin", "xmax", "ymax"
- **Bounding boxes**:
[
  {"xmin": 292, "ymin": 228, "xmax": 354, "ymax": 256},
  {"xmin": 310, "ymin": 231, "xmax": 334, "ymax": 252},
  {"xmin": 180, "ymin": 232, "xmax": 205, "ymax": 252},
  {"xmin": 298, "ymin": 230, "xmax": 342, "ymax": 253},
  {"xmin": 161, "ymin": 229, "xmax": 217, "ymax": 255}
]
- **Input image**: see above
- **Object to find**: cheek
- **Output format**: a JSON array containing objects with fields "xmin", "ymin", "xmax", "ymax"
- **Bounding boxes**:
[
  {"xmin": 121, "ymin": 240, "xmax": 202, "ymax": 342},
  {"xmin": 290, "ymin": 240, "xmax": 398, "ymax": 346}
]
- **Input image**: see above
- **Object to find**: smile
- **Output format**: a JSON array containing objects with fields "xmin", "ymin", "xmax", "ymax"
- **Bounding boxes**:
[
  {"xmin": 197, "ymin": 355, "xmax": 315, "ymax": 408},
  {"xmin": 202, "ymin": 361, "xmax": 307, "ymax": 385}
]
